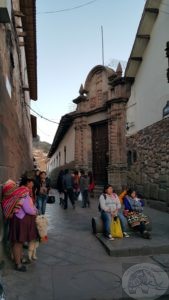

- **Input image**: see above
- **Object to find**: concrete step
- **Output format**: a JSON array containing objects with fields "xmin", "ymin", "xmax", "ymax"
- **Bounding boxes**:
[
  {"xmin": 96, "ymin": 233, "xmax": 169, "ymax": 257},
  {"xmin": 91, "ymin": 206, "xmax": 169, "ymax": 257}
]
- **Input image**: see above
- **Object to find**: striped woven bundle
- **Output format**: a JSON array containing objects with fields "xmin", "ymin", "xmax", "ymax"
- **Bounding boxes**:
[{"xmin": 2, "ymin": 180, "xmax": 29, "ymax": 219}]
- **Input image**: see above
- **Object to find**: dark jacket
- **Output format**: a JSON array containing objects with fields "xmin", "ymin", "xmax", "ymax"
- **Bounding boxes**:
[
  {"xmin": 63, "ymin": 174, "xmax": 74, "ymax": 190},
  {"xmin": 36, "ymin": 178, "xmax": 50, "ymax": 196}
]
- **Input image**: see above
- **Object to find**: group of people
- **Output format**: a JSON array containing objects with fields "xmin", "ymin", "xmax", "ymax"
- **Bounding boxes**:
[
  {"xmin": 1, "ymin": 170, "xmax": 50, "ymax": 272},
  {"xmin": 56, "ymin": 169, "xmax": 95, "ymax": 209},
  {"xmin": 0, "ymin": 166, "xmax": 151, "ymax": 271},
  {"xmin": 99, "ymin": 185, "xmax": 151, "ymax": 240},
  {"xmin": 56, "ymin": 168, "xmax": 151, "ymax": 240}
]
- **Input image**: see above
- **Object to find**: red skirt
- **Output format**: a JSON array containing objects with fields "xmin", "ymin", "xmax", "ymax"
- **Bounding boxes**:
[{"xmin": 9, "ymin": 214, "xmax": 38, "ymax": 243}]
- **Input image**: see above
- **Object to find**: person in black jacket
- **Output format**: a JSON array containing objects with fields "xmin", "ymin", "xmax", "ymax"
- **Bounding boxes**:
[
  {"xmin": 56, "ymin": 170, "xmax": 65, "ymax": 206},
  {"xmin": 63, "ymin": 169, "xmax": 75, "ymax": 210}
]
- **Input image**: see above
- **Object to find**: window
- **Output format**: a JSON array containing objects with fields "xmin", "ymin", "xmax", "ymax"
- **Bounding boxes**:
[
  {"xmin": 64, "ymin": 146, "xmax": 66, "ymax": 164},
  {"xmin": 127, "ymin": 150, "xmax": 132, "ymax": 169},
  {"xmin": 59, "ymin": 152, "xmax": 61, "ymax": 166}
]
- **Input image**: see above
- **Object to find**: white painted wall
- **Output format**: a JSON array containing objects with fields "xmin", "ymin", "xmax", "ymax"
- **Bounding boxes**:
[
  {"xmin": 47, "ymin": 125, "xmax": 75, "ymax": 173},
  {"xmin": 127, "ymin": 2, "xmax": 169, "ymax": 135}
]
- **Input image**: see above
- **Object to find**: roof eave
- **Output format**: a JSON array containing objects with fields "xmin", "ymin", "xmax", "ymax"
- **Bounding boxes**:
[
  {"xmin": 125, "ymin": 0, "xmax": 162, "ymax": 80},
  {"xmin": 20, "ymin": 0, "xmax": 37, "ymax": 100}
]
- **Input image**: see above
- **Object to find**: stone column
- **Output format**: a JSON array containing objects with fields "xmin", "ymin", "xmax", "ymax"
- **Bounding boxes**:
[
  {"xmin": 107, "ymin": 99, "xmax": 127, "ymax": 192},
  {"xmin": 74, "ymin": 117, "xmax": 91, "ymax": 171}
]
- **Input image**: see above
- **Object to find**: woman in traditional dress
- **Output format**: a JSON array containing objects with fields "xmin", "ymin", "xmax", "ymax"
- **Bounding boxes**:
[
  {"xmin": 2, "ymin": 179, "xmax": 38, "ymax": 272},
  {"xmin": 123, "ymin": 189, "xmax": 151, "ymax": 239}
]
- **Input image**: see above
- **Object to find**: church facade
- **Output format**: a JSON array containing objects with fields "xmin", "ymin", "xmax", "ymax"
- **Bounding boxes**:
[{"xmin": 47, "ymin": 64, "xmax": 130, "ymax": 191}]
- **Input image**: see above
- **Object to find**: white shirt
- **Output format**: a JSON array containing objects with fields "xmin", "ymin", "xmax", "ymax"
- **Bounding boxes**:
[{"xmin": 99, "ymin": 193, "xmax": 121, "ymax": 212}]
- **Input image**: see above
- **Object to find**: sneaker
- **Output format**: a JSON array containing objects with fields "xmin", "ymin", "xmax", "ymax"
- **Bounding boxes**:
[
  {"xmin": 123, "ymin": 232, "xmax": 130, "ymax": 238},
  {"xmin": 105, "ymin": 234, "xmax": 115, "ymax": 241}
]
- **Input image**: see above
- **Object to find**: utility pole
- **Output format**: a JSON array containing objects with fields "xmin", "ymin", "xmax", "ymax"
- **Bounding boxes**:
[{"xmin": 101, "ymin": 25, "xmax": 104, "ymax": 66}]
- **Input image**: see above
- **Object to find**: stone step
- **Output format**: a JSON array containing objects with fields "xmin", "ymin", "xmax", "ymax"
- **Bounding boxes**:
[{"xmin": 96, "ymin": 233, "xmax": 169, "ymax": 257}]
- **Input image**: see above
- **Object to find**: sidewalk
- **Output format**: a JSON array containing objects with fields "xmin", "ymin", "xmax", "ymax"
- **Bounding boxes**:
[{"xmin": 1, "ymin": 190, "xmax": 169, "ymax": 300}]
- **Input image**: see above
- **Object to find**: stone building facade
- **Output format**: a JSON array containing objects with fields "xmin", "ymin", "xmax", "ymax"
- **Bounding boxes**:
[
  {"xmin": 48, "ymin": 64, "xmax": 130, "ymax": 191},
  {"xmin": 0, "ymin": 0, "xmax": 37, "ymax": 183},
  {"xmin": 127, "ymin": 118, "xmax": 169, "ymax": 211},
  {"xmin": 125, "ymin": 0, "xmax": 169, "ymax": 210}
]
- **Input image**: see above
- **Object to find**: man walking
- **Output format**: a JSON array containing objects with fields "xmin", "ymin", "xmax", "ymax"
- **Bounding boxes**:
[{"xmin": 63, "ymin": 169, "xmax": 75, "ymax": 209}]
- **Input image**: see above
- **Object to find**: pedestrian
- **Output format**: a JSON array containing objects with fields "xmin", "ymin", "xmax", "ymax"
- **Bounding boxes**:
[
  {"xmin": 56, "ymin": 170, "xmax": 65, "ymax": 206},
  {"xmin": 2, "ymin": 179, "xmax": 38, "ymax": 272},
  {"xmin": 36, "ymin": 171, "xmax": 50, "ymax": 215},
  {"xmin": 63, "ymin": 169, "xmax": 75, "ymax": 209},
  {"xmin": 80, "ymin": 170, "xmax": 90, "ymax": 208},
  {"xmin": 19, "ymin": 176, "xmax": 40, "ymax": 261}
]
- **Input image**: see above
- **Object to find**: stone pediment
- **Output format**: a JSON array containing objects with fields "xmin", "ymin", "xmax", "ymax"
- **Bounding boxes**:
[
  {"xmin": 73, "ymin": 65, "xmax": 116, "ymax": 113},
  {"xmin": 84, "ymin": 65, "xmax": 115, "ymax": 111}
]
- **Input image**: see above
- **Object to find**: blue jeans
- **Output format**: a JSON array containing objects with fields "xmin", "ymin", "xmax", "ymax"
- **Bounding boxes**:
[
  {"xmin": 118, "ymin": 212, "xmax": 128, "ymax": 233},
  {"xmin": 37, "ymin": 195, "xmax": 47, "ymax": 215},
  {"xmin": 101, "ymin": 211, "xmax": 127, "ymax": 235},
  {"xmin": 101, "ymin": 211, "xmax": 112, "ymax": 235}
]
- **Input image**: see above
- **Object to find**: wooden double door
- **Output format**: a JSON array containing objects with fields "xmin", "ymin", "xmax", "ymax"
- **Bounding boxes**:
[{"xmin": 91, "ymin": 122, "xmax": 108, "ymax": 185}]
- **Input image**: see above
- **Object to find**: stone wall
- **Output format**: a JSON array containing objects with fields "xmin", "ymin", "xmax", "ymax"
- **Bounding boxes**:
[
  {"xmin": 0, "ymin": 22, "xmax": 33, "ymax": 183},
  {"xmin": 127, "ymin": 118, "xmax": 169, "ymax": 211}
]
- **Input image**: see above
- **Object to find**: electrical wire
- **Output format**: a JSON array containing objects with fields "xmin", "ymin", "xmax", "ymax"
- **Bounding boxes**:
[
  {"xmin": 37, "ymin": 127, "xmax": 54, "ymax": 137},
  {"xmin": 37, "ymin": 0, "xmax": 99, "ymax": 14},
  {"xmin": 25, "ymin": 103, "xmax": 60, "ymax": 124}
]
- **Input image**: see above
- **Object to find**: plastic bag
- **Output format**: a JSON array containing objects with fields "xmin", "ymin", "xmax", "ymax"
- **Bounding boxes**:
[
  {"xmin": 78, "ymin": 192, "xmax": 82, "ymax": 201},
  {"xmin": 111, "ymin": 217, "xmax": 123, "ymax": 238}
]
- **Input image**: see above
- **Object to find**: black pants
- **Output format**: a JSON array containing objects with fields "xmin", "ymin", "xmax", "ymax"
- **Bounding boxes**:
[
  {"xmin": 134, "ymin": 222, "xmax": 146, "ymax": 234},
  {"xmin": 64, "ymin": 188, "xmax": 75, "ymax": 209},
  {"xmin": 82, "ymin": 190, "xmax": 90, "ymax": 207}
]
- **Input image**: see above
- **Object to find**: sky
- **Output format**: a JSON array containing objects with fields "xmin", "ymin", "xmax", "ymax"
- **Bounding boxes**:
[{"xmin": 31, "ymin": 0, "xmax": 146, "ymax": 144}]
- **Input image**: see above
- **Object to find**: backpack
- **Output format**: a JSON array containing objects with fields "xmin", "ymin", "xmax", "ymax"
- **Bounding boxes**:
[{"xmin": 98, "ymin": 193, "xmax": 106, "ymax": 212}]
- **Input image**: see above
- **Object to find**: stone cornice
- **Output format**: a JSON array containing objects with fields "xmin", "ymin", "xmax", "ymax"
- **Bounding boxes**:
[
  {"xmin": 73, "ymin": 95, "xmax": 88, "ymax": 104},
  {"xmin": 106, "ymin": 98, "xmax": 128, "ymax": 106}
]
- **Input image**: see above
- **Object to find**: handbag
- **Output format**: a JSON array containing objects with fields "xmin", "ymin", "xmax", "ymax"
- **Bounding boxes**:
[
  {"xmin": 111, "ymin": 217, "xmax": 123, "ymax": 238},
  {"xmin": 47, "ymin": 196, "xmax": 55, "ymax": 204}
]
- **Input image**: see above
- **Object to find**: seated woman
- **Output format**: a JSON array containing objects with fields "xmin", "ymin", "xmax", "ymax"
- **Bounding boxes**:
[
  {"xmin": 123, "ymin": 189, "xmax": 151, "ymax": 239},
  {"xmin": 99, "ymin": 184, "xmax": 129, "ymax": 240}
]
